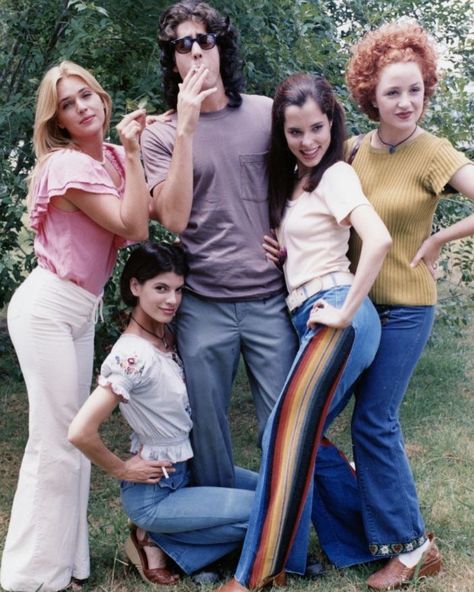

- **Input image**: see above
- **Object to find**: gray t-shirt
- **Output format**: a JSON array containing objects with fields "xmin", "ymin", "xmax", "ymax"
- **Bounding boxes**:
[{"xmin": 141, "ymin": 94, "xmax": 285, "ymax": 300}]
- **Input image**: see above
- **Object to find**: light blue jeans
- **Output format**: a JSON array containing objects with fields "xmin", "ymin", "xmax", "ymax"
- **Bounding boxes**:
[
  {"xmin": 121, "ymin": 464, "xmax": 258, "ymax": 574},
  {"xmin": 176, "ymin": 291, "xmax": 298, "ymax": 487}
]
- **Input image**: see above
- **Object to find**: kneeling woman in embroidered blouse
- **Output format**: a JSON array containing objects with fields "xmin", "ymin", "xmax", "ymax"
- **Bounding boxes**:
[{"xmin": 69, "ymin": 242, "xmax": 258, "ymax": 585}]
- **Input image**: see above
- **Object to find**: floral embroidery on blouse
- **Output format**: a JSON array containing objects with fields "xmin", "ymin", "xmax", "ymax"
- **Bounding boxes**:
[{"xmin": 114, "ymin": 353, "xmax": 145, "ymax": 377}]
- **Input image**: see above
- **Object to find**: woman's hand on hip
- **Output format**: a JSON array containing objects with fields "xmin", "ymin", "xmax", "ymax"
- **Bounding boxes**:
[
  {"xmin": 121, "ymin": 454, "xmax": 174, "ymax": 484},
  {"xmin": 410, "ymin": 235, "xmax": 441, "ymax": 279},
  {"xmin": 307, "ymin": 299, "xmax": 351, "ymax": 329}
]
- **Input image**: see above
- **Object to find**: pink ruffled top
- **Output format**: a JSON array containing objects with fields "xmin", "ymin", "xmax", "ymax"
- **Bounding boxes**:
[{"xmin": 30, "ymin": 143, "xmax": 127, "ymax": 296}]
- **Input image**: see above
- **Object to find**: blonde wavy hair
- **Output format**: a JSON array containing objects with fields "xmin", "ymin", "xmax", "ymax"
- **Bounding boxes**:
[
  {"xmin": 27, "ymin": 61, "xmax": 112, "ymax": 212},
  {"xmin": 346, "ymin": 21, "xmax": 438, "ymax": 122}
]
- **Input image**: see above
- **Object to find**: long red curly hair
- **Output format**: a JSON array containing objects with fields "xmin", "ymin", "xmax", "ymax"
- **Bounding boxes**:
[{"xmin": 346, "ymin": 21, "xmax": 438, "ymax": 121}]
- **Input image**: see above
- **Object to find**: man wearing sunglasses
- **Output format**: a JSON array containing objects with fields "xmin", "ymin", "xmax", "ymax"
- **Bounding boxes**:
[{"xmin": 142, "ymin": 0, "xmax": 297, "ymax": 498}]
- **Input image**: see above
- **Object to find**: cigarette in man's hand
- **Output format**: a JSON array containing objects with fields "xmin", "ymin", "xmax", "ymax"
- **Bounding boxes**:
[{"xmin": 162, "ymin": 466, "xmax": 169, "ymax": 479}]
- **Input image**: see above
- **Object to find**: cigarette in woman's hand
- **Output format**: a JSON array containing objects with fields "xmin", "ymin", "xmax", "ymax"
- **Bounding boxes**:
[{"xmin": 162, "ymin": 466, "xmax": 169, "ymax": 479}]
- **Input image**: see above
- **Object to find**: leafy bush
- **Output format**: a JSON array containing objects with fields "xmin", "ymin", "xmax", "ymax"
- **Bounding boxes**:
[{"xmin": 1, "ymin": 0, "xmax": 472, "ymax": 357}]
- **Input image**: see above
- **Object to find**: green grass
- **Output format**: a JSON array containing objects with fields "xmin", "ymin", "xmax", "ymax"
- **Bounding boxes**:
[{"xmin": 1, "ymin": 309, "xmax": 473, "ymax": 592}]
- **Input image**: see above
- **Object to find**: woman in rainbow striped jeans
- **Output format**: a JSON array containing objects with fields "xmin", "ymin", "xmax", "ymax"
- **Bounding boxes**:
[{"xmin": 217, "ymin": 73, "xmax": 391, "ymax": 591}]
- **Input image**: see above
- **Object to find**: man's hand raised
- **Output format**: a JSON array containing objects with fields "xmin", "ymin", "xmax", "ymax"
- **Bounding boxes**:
[{"xmin": 176, "ymin": 64, "xmax": 217, "ymax": 136}]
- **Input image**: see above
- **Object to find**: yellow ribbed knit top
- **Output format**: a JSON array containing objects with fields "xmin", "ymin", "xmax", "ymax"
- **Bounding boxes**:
[{"xmin": 347, "ymin": 131, "xmax": 470, "ymax": 305}]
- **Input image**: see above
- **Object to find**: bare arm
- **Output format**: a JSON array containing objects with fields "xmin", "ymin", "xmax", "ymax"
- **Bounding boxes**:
[
  {"xmin": 60, "ymin": 109, "xmax": 150, "ymax": 241},
  {"xmin": 149, "ymin": 127, "xmax": 194, "ymax": 233},
  {"xmin": 68, "ymin": 385, "xmax": 172, "ymax": 483},
  {"xmin": 411, "ymin": 163, "xmax": 474, "ymax": 276},
  {"xmin": 308, "ymin": 205, "xmax": 392, "ymax": 329},
  {"xmin": 149, "ymin": 65, "xmax": 217, "ymax": 233}
]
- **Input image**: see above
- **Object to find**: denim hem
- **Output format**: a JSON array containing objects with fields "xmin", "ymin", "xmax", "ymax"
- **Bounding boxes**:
[
  {"xmin": 152, "ymin": 535, "xmax": 240, "ymax": 575},
  {"xmin": 369, "ymin": 533, "xmax": 428, "ymax": 557},
  {"xmin": 330, "ymin": 554, "xmax": 380, "ymax": 569}
]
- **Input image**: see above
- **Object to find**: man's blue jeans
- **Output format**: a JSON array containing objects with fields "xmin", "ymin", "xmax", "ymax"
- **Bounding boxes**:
[
  {"xmin": 121, "ymin": 464, "xmax": 258, "ymax": 574},
  {"xmin": 176, "ymin": 291, "xmax": 298, "ymax": 487}
]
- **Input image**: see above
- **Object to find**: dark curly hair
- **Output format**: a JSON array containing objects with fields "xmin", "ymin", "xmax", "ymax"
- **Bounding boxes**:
[
  {"xmin": 268, "ymin": 74, "xmax": 346, "ymax": 228},
  {"xmin": 158, "ymin": 0, "xmax": 244, "ymax": 109},
  {"xmin": 120, "ymin": 241, "xmax": 189, "ymax": 307},
  {"xmin": 346, "ymin": 21, "xmax": 438, "ymax": 121}
]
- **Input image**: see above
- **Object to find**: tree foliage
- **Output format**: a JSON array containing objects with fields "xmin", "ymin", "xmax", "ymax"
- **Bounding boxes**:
[{"xmin": 1, "ymin": 0, "xmax": 472, "ymax": 350}]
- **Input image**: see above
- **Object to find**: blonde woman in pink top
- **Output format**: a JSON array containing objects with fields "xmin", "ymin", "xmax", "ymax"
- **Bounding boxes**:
[{"xmin": 1, "ymin": 61, "xmax": 149, "ymax": 592}]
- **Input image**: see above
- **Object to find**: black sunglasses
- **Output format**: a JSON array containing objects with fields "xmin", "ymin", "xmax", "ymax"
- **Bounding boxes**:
[{"xmin": 170, "ymin": 32, "xmax": 217, "ymax": 54}]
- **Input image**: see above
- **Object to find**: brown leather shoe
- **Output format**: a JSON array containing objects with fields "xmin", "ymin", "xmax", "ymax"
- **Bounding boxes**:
[{"xmin": 367, "ymin": 534, "xmax": 442, "ymax": 590}]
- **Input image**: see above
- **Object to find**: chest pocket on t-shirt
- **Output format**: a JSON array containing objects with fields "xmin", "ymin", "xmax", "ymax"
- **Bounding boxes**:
[{"xmin": 239, "ymin": 152, "xmax": 268, "ymax": 202}]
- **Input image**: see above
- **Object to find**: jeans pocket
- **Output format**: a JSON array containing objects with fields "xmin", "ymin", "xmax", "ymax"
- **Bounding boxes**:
[{"xmin": 158, "ymin": 466, "xmax": 190, "ymax": 491}]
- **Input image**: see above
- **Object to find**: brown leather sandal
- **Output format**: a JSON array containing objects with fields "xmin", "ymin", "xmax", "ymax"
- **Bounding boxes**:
[{"xmin": 124, "ymin": 525, "xmax": 179, "ymax": 585}]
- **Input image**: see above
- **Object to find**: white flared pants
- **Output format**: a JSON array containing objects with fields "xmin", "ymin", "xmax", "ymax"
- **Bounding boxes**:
[{"xmin": 1, "ymin": 267, "xmax": 100, "ymax": 592}]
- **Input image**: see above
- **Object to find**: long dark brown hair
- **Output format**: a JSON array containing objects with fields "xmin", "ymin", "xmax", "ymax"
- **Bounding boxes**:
[
  {"xmin": 158, "ymin": 0, "xmax": 244, "ymax": 109},
  {"xmin": 268, "ymin": 73, "xmax": 346, "ymax": 228}
]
